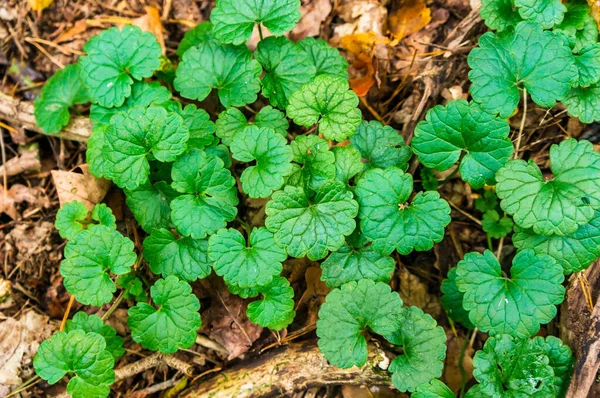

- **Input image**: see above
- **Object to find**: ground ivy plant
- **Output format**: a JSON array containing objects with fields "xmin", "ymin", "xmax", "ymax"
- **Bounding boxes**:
[{"xmin": 31, "ymin": 0, "xmax": 599, "ymax": 396}]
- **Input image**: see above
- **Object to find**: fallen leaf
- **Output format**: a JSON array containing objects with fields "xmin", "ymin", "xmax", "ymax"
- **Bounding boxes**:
[
  {"xmin": 340, "ymin": 32, "xmax": 388, "ymax": 96},
  {"xmin": 200, "ymin": 277, "xmax": 262, "ymax": 360},
  {"xmin": 291, "ymin": 0, "xmax": 333, "ymax": 39},
  {"xmin": 587, "ymin": 0, "xmax": 600, "ymax": 28},
  {"xmin": 27, "ymin": 0, "xmax": 53, "ymax": 13},
  {"xmin": 0, "ymin": 146, "xmax": 41, "ymax": 177},
  {"xmin": 0, "ymin": 310, "xmax": 54, "ymax": 393},
  {"xmin": 398, "ymin": 266, "xmax": 442, "ymax": 319},
  {"xmin": 335, "ymin": 0, "xmax": 388, "ymax": 37},
  {"xmin": 132, "ymin": 6, "xmax": 166, "ymax": 55},
  {"xmin": 388, "ymin": 0, "xmax": 432, "ymax": 41},
  {"xmin": 296, "ymin": 266, "xmax": 330, "ymax": 325},
  {"xmin": 340, "ymin": 31, "xmax": 390, "ymax": 57},
  {"xmin": 51, "ymin": 164, "xmax": 111, "ymax": 210},
  {"xmin": 55, "ymin": 20, "xmax": 89, "ymax": 43},
  {"xmin": 0, "ymin": 184, "xmax": 50, "ymax": 220}
]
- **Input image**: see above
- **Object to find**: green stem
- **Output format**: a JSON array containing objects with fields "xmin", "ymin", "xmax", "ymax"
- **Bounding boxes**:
[
  {"xmin": 102, "ymin": 291, "xmax": 125, "ymax": 322},
  {"xmin": 258, "ymin": 24, "xmax": 264, "ymax": 41},
  {"xmin": 487, "ymin": 234, "xmax": 493, "ymax": 251}
]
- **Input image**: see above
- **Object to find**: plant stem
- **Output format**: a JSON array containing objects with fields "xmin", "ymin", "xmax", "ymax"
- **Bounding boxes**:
[
  {"xmin": 487, "ymin": 234, "xmax": 493, "ymax": 251},
  {"xmin": 102, "ymin": 291, "xmax": 124, "ymax": 321},
  {"xmin": 514, "ymin": 88, "xmax": 528, "ymax": 159},
  {"xmin": 59, "ymin": 295, "xmax": 75, "ymax": 331},
  {"xmin": 258, "ymin": 24, "xmax": 264, "ymax": 41}
]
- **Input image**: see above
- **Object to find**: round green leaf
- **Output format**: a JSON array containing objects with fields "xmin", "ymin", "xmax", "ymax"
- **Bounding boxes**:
[
  {"xmin": 177, "ymin": 21, "xmax": 213, "ymax": 58},
  {"xmin": 208, "ymin": 227, "xmax": 287, "ymax": 288},
  {"xmin": 563, "ymin": 83, "xmax": 600, "ymax": 123},
  {"xmin": 104, "ymin": 106, "xmax": 189, "ymax": 190},
  {"xmin": 80, "ymin": 26, "xmax": 161, "ymax": 107},
  {"xmin": 256, "ymin": 36, "xmax": 316, "ymax": 109},
  {"xmin": 573, "ymin": 44, "xmax": 600, "ymax": 88},
  {"xmin": 210, "ymin": 0, "xmax": 301, "ymax": 45},
  {"xmin": 143, "ymin": 228, "xmax": 210, "ymax": 281},
  {"xmin": 265, "ymin": 181, "xmax": 358, "ymax": 260},
  {"xmin": 128, "ymin": 276, "xmax": 201, "ymax": 354},
  {"xmin": 440, "ymin": 268, "xmax": 475, "ymax": 329},
  {"xmin": 412, "ymin": 379, "xmax": 455, "ymax": 398},
  {"xmin": 468, "ymin": 22, "xmax": 577, "ymax": 118},
  {"xmin": 55, "ymin": 201, "xmax": 89, "ymax": 240},
  {"xmin": 287, "ymin": 74, "xmax": 362, "ymax": 142},
  {"xmin": 215, "ymin": 105, "xmax": 288, "ymax": 146},
  {"xmin": 287, "ymin": 135, "xmax": 336, "ymax": 191},
  {"xmin": 513, "ymin": 210, "xmax": 600, "ymax": 274},
  {"xmin": 515, "ymin": 0, "xmax": 566, "ymax": 29},
  {"xmin": 455, "ymin": 249, "xmax": 565, "ymax": 338},
  {"xmin": 481, "ymin": 210, "xmax": 513, "ymax": 239},
  {"xmin": 332, "ymin": 145, "xmax": 364, "ymax": 185},
  {"xmin": 385, "ymin": 306, "xmax": 447, "ymax": 393},
  {"xmin": 350, "ymin": 121, "xmax": 412, "ymax": 170},
  {"xmin": 230, "ymin": 126, "xmax": 294, "ymax": 198},
  {"xmin": 496, "ymin": 138, "xmax": 600, "ymax": 236},
  {"xmin": 125, "ymin": 181, "xmax": 179, "ymax": 234},
  {"xmin": 166, "ymin": 102, "xmax": 215, "ymax": 149},
  {"xmin": 61, "ymin": 225, "xmax": 136, "ymax": 306},
  {"xmin": 34, "ymin": 63, "xmax": 89, "ymax": 134},
  {"xmin": 87, "ymin": 125, "xmax": 109, "ymax": 178},
  {"xmin": 170, "ymin": 149, "xmax": 238, "ymax": 239},
  {"xmin": 174, "ymin": 40, "xmax": 262, "ymax": 108},
  {"xmin": 34, "ymin": 330, "xmax": 115, "ymax": 398},
  {"xmin": 297, "ymin": 37, "xmax": 348, "ymax": 79},
  {"xmin": 531, "ymin": 336, "xmax": 574, "ymax": 396},
  {"xmin": 246, "ymin": 276, "xmax": 296, "ymax": 331},
  {"xmin": 65, "ymin": 312, "xmax": 125, "ymax": 361},
  {"xmin": 480, "ymin": 0, "xmax": 523, "ymax": 32},
  {"xmin": 355, "ymin": 167, "xmax": 451, "ymax": 255},
  {"xmin": 413, "ymin": 99, "xmax": 513, "ymax": 189}
]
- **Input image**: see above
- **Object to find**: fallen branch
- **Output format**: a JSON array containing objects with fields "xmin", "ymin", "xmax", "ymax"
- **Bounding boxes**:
[
  {"xmin": 115, "ymin": 352, "xmax": 194, "ymax": 380},
  {"xmin": 180, "ymin": 340, "xmax": 392, "ymax": 398},
  {"xmin": 0, "ymin": 92, "xmax": 91, "ymax": 142}
]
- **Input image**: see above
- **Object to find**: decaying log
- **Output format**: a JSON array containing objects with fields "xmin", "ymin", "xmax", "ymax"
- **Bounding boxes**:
[
  {"xmin": 180, "ymin": 340, "xmax": 392, "ymax": 398},
  {"xmin": 0, "ymin": 91, "xmax": 91, "ymax": 142},
  {"xmin": 561, "ymin": 260, "xmax": 600, "ymax": 398}
]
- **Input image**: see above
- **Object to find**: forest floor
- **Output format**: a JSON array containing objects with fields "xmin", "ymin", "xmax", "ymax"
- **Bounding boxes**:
[{"xmin": 0, "ymin": 0, "xmax": 599, "ymax": 397}]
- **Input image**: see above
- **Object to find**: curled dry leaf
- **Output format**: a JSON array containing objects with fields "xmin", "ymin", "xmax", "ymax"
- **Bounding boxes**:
[
  {"xmin": 340, "ymin": 32, "xmax": 390, "ymax": 96},
  {"xmin": 0, "ymin": 146, "xmax": 41, "ymax": 177},
  {"xmin": 51, "ymin": 164, "xmax": 110, "ymax": 210},
  {"xmin": 387, "ymin": 0, "xmax": 432, "ymax": 41},
  {"xmin": 291, "ymin": 0, "xmax": 333, "ymax": 39},
  {"xmin": 0, "ymin": 184, "xmax": 50, "ymax": 220}
]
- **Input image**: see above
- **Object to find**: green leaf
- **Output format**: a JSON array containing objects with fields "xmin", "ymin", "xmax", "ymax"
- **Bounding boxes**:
[
  {"xmin": 413, "ymin": 100, "xmax": 513, "ymax": 189},
  {"xmin": 87, "ymin": 125, "xmax": 109, "ymax": 178},
  {"xmin": 90, "ymin": 81, "xmax": 171, "ymax": 128},
  {"xmin": 61, "ymin": 225, "xmax": 136, "ymax": 306},
  {"xmin": 80, "ymin": 26, "xmax": 161, "ymax": 107},
  {"xmin": 297, "ymin": 37, "xmax": 348, "ymax": 79},
  {"xmin": 287, "ymin": 135, "xmax": 336, "ymax": 191},
  {"xmin": 229, "ymin": 284, "xmax": 260, "ymax": 299},
  {"xmin": 515, "ymin": 0, "xmax": 566, "ymax": 29},
  {"xmin": 564, "ymin": 83, "xmax": 600, "ymax": 123},
  {"xmin": 116, "ymin": 274, "xmax": 147, "ymax": 302},
  {"xmin": 355, "ymin": 167, "xmax": 451, "ymax": 255},
  {"xmin": 350, "ymin": 121, "xmax": 412, "ymax": 170},
  {"xmin": 175, "ymin": 104, "xmax": 215, "ymax": 149},
  {"xmin": 455, "ymin": 249, "xmax": 565, "ymax": 338},
  {"xmin": 34, "ymin": 63, "xmax": 89, "ymax": 134},
  {"xmin": 177, "ymin": 21, "xmax": 213, "ymax": 57},
  {"xmin": 385, "ymin": 306, "xmax": 447, "ymax": 393},
  {"xmin": 464, "ymin": 385, "xmax": 486, "ymax": 398},
  {"xmin": 174, "ymin": 40, "xmax": 262, "ymax": 107},
  {"xmin": 104, "ymin": 106, "xmax": 189, "ymax": 190},
  {"xmin": 513, "ymin": 210, "xmax": 600, "ymax": 274},
  {"xmin": 440, "ymin": 268, "xmax": 475, "ymax": 329},
  {"xmin": 496, "ymin": 138, "xmax": 600, "ymax": 235},
  {"xmin": 55, "ymin": 201, "xmax": 89, "ymax": 240},
  {"xmin": 215, "ymin": 105, "xmax": 288, "ymax": 146},
  {"xmin": 316, "ymin": 279, "xmax": 403, "ymax": 368},
  {"xmin": 573, "ymin": 44, "xmax": 600, "ymax": 88},
  {"xmin": 287, "ymin": 74, "xmax": 362, "ymax": 142},
  {"xmin": 230, "ymin": 126, "xmax": 294, "ymax": 198},
  {"xmin": 555, "ymin": 0, "xmax": 593, "ymax": 38},
  {"xmin": 480, "ymin": 0, "xmax": 523, "ymax": 32},
  {"xmin": 125, "ymin": 181, "xmax": 179, "ymax": 233},
  {"xmin": 210, "ymin": 0, "xmax": 301, "ymax": 45},
  {"xmin": 472, "ymin": 334, "xmax": 556, "ymax": 397},
  {"xmin": 265, "ymin": 181, "xmax": 358, "ymax": 260},
  {"xmin": 91, "ymin": 204, "xmax": 117, "ymax": 229},
  {"xmin": 256, "ymin": 36, "xmax": 316, "ymax": 109},
  {"xmin": 246, "ymin": 276, "xmax": 296, "ymax": 330},
  {"xmin": 208, "ymin": 227, "xmax": 286, "ymax": 288},
  {"xmin": 482, "ymin": 210, "xmax": 513, "ymax": 239},
  {"xmin": 420, "ymin": 167, "xmax": 439, "ymax": 191},
  {"xmin": 64, "ymin": 312, "xmax": 124, "ymax": 361},
  {"xmin": 143, "ymin": 229, "xmax": 210, "ymax": 281},
  {"xmin": 475, "ymin": 189, "xmax": 499, "ymax": 212},
  {"xmin": 332, "ymin": 146, "xmax": 364, "ymax": 185},
  {"xmin": 170, "ymin": 149, "xmax": 238, "ymax": 239},
  {"xmin": 34, "ymin": 330, "xmax": 115, "ymax": 398},
  {"xmin": 320, "ymin": 241, "xmax": 394, "ymax": 288},
  {"xmin": 532, "ymin": 336, "xmax": 574, "ymax": 396},
  {"xmin": 574, "ymin": 15, "xmax": 599, "ymax": 53},
  {"xmin": 128, "ymin": 276, "xmax": 201, "ymax": 353},
  {"xmin": 412, "ymin": 379, "xmax": 455, "ymax": 398},
  {"xmin": 468, "ymin": 22, "xmax": 577, "ymax": 118}
]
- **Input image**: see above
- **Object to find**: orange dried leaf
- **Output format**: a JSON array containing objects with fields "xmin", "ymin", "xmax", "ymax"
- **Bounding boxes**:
[
  {"xmin": 350, "ymin": 75, "xmax": 376, "ymax": 97},
  {"xmin": 56, "ymin": 20, "xmax": 89, "ymax": 43},
  {"xmin": 388, "ymin": 0, "xmax": 431, "ymax": 41},
  {"xmin": 340, "ymin": 31, "xmax": 390, "ymax": 57},
  {"xmin": 132, "ymin": 6, "xmax": 166, "ymax": 55}
]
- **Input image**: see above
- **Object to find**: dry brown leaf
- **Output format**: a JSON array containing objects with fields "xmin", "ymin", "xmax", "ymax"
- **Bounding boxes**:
[
  {"xmin": 340, "ymin": 32, "xmax": 388, "ymax": 96},
  {"xmin": 443, "ymin": 332, "xmax": 474, "ymax": 392},
  {"xmin": 291, "ymin": 0, "xmax": 333, "ymax": 39},
  {"xmin": 51, "ymin": 164, "xmax": 111, "ymax": 210},
  {"xmin": 388, "ymin": 0, "xmax": 432, "ymax": 41},
  {"xmin": 28, "ymin": 0, "xmax": 53, "ymax": 13},
  {"xmin": 55, "ymin": 20, "xmax": 89, "ymax": 43},
  {"xmin": 0, "ymin": 184, "xmax": 50, "ymax": 220},
  {"xmin": 0, "ymin": 310, "xmax": 54, "ymax": 394},
  {"xmin": 397, "ymin": 266, "xmax": 442, "ymax": 318},
  {"xmin": 132, "ymin": 6, "xmax": 166, "ymax": 55},
  {"xmin": 0, "ymin": 146, "xmax": 41, "ymax": 177},
  {"xmin": 587, "ymin": 0, "xmax": 600, "ymax": 25},
  {"xmin": 335, "ymin": 0, "xmax": 388, "ymax": 37}
]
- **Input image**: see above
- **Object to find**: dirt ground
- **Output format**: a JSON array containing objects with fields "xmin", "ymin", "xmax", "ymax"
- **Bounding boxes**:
[{"xmin": 1, "ymin": 0, "xmax": 599, "ymax": 397}]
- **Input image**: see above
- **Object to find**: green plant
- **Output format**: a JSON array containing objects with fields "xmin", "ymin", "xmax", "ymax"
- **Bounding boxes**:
[{"xmin": 33, "ymin": 0, "xmax": 600, "ymax": 396}]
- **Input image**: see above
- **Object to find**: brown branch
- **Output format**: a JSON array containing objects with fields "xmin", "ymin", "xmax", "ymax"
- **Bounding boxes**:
[
  {"xmin": 180, "ymin": 340, "xmax": 392, "ymax": 398},
  {"xmin": 0, "ymin": 92, "xmax": 91, "ymax": 142},
  {"xmin": 115, "ymin": 353, "xmax": 195, "ymax": 381}
]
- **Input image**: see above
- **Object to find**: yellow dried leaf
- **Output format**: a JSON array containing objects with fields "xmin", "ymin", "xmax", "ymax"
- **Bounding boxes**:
[
  {"xmin": 28, "ymin": 0, "xmax": 53, "ymax": 12},
  {"xmin": 132, "ymin": 6, "xmax": 166, "ymax": 55},
  {"xmin": 388, "ymin": 0, "xmax": 432, "ymax": 41},
  {"xmin": 340, "ymin": 31, "xmax": 390, "ymax": 57}
]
